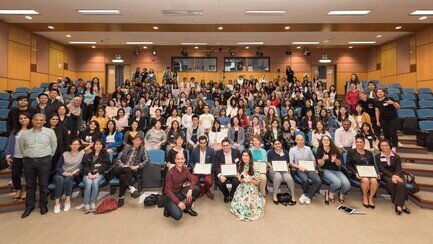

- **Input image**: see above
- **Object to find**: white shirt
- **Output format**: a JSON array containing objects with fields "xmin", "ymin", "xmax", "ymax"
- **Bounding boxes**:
[
  {"xmin": 237, "ymin": 79, "xmax": 244, "ymax": 86},
  {"xmin": 182, "ymin": 114, "xmax": 193, "ymax": 128},
  {"xmin": 199, "ymin": 149, "xmax": 206, "ymax": 164},
  {"xmin": 199, "ymin": 113, "xmax": 214, "ymax": 130}
]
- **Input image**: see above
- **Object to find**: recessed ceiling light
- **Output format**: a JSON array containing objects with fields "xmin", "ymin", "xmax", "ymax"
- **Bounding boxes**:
[
  {"xmin": 48, "ymin": 26, "xmax": 54, "ymax": 29},
  {"xmin": 181, "ymin": 42, "xmax": 208, "ymax": 45},
  {"xmin": 69, "ymin": 41, "xmax": 97, "ymax": 44},
  {"xmin": 194, "ymin": 46, "xmax": 199, "ymax": 49},
  {"xmin": 25, "ymin": 16, "xmax": 32, "ymax": 20},
  {"xmin": 296, "ymin": 46, "xmax": 301, "ymax": 49},
  {"xmin": 161, "ymin": 10, "xmax": 203, "ymax": 16},
  {"xmin": 143, "ymin": 46, "xmax": 148, "ymax": 49},
  {"xmin": 66, "ymin": 35, "xmax": 71, "ymax": 38},
  {"xmin": 91, "ymin": 46, "xmax": 96, "ymax": 48},
  {"xmin": 125, "ymin": 42, "xmax": 154, "ymax": 45},
  {"xmin": 153, "ymin": 26, "xmax": 159, "ymax": 30},
  {"xmin": 328, "ymin": 10, "xmax": 371, "ymax": 15},
  {"xmin": 237, "ymin": 42, "xmax": 264, "ymax": 45},
  {"xmin": 78, "ymin": 10, "xmax": 120, "ymax": 15},
  {"xmin": 348, "ymin": 41, "xmax": 376, "ymax": 44},
  {"xmin": 292, "ymin": 41, "xmax": 320, "ymax": 45},
  {"xmin": 245, "ymin": 10, "xmax": 286, "ymax": 15},
  {"xmin": 0, "ymin": 10, "xmax": 39, "ymax": 15},
  {"xmin": 349, "ymin": 46, "xmax": 353, "ymax": 49},
  {"xmin": 376, "ymin": 35, "xmax": 382, "ymax": 38},
  {"xmin": 218, "ymin": 26, "xmax": 223, "ymax": 30},
  {"xmin": 245, "ymin": 46, "xmax": 250, "ymax": 49},
  {"xmin": 284, "ymin": 26, "xmax": 290, "ymax": 30},
  {"xmin": 411, "ymin": 10, "xmax": 433, "ymax": 15},
  {"xmin": 395, "ymin": 26, "xmax": 402, "ymax": 30},
  {"xmin": 419, "ymin": 16, "xmax": 428, "ymax": 20}
]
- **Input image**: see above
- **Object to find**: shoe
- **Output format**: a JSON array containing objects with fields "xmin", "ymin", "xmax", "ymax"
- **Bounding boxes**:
[
  {"xmin": 90, "ymin": 202, "xmax": 96, "ymax": 212},
  {"xmin": 299, "ymin": 194, "xmax": 306, "ymax": 205},
  {"xmin": 118, "ymin": 198, "xmax": 124, "ymax": 208},
  {"xmin": 402, "ymin": 207, "xmax": 411, "ymax": 214},
  {"xmin": 339, "ymin": 193, "xmax": 345, "ymax": 203},
  {"xmin": 206, "ymin": 191, "xmax": 214, "ymax": 200},
  {"xmin": 131, "ymin": 190, "xmax": 140, "ymax": 198},
  {"xmin": 64, "ymin": 202, "xmax": 71, "ymax": 212},
  {"xmin": 288, "ymin": 199, "xmax": 297, "ymax": 206},
  {"xmin": 163, "ymin": 208, "xmax": 170, "ymax": 218},
  {"xmin": 183, "ymin": 207, "xmax": 198, "ymax": 217},
  {"xmin": 12, "ymin": 190, "xmax": 22, "ymax": 202},
  {"xmin": 229, "ymin": 196, "xmax": 233, "ymax": 202},
  {"xmin": 273, "ymin": 199, "xmax": 279, "ymax": 205},
  {"xmin": 21, "ymin": 207, "xmax": 34, "ymax": 218},
  {"xmin": 363, "ymin": 204, "xmax": 370, "ymax": 208},
  {"xmin": 54, "ymin": 205, "xmax": 61, "ymax": 214},
  {"xmin": 20, "ymin": 191, "xmax": 26, "ymax": 200},
  {"xmin": 324, "ymin": 193, "xmax": 329, "ymax": 205},
  {"xmin": 84, "ymin": 204, "xmax": 91, "ymax": 214},
  {"xmin": 369, "ymin": 204, "xmax": 376, "ymax": 209},
  {"xmin": 395, "ymin": 206, "xmax": 402, "ymax": 215},
  {"xmin": 223, "ymin": 196, "xmax": 229, "ymax": 203},
  {"xmin": 305, "ymin": 197, "xmax": 311, "ymax": 205},
  {"xmin": 40, "ymin": 206, "xmax": 48, "ymax": 215}
]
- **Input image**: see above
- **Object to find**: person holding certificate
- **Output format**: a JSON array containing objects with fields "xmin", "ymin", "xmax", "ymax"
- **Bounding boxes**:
[
  {"xmin": 346, "ymin": 135, "xmax": 378, "ymax": 208},
  {"xmin": 163, "ymin": 152, "xmax": 200, "ymax": 221},
  {"xmin": 316, "ymin": 135, "xmax": 350, "ymax": 203},
  {"xmin": 189, "ymin": 136, "xmax": 215, "ymax": 199},
  {"xmin": 267, "ymin": 139, "xmax": 296, "ymax": 205},
  {"xmin": 250, "ymin": 135, "xmax": 268, "ymax": 197},
  {"xmin": 289, "ymin": 135, "xmax": 322, "ymax": 205},
  {"xmin": 230, "ymin": 150, "xmax": 264, "ymax": 221},
  {"xmin": 214, "ymin": 139, "xmax": 241, "ymax": 203},
  {"xmin": 376, "ymin": 140, "xmax": 410, "ymax": 215}
]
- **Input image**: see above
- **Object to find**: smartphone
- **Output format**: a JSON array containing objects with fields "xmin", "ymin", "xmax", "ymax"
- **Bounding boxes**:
[{"xmin": 337, "ymin": 205, "xmax": 355, "ymax": 214}]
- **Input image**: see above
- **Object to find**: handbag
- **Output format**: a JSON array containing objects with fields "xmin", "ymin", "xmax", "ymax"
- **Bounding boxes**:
[
  {"xmin": 276, "ymin": 193, "xmax": 292, "ymax": 206},
  {"xmin": 144, "ymin": 194, "xmax": 161, "ymax": 207},
  {"xmin": 402, "ymin": 171, "xmax": 420, "ymax": 194},
  {"xmin": 94, "ymin": 198, "xmax": 118, "ymax": 214}
]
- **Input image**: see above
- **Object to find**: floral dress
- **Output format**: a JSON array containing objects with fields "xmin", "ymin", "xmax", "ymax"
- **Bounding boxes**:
[{"xmin": 230, "ymin": 164, "xmax": 265, "ymax": 221}]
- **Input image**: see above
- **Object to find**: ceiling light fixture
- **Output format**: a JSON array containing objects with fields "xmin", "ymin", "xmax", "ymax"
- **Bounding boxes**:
[
  {"xmin": 69, "ymin": 41, "xmax": 97, "ymax": 44},
  {"xmin": 91, "ymin": 46, "xmax": 96, "ymax": 49},
  {"xmin": 161, "ymin": 10, "xmax": 203, "ymax": 16},
  {"xmin": 376, "ymin": 35, "xmax": 382, "ymax": 38},
  {"xmin": 218, "ymin": 26, "xmax": 223, "ymax": 30},
  {"xmin": 292, "ymin": 41, "xmax": 320, "ymax": 45},
  {"xmin": 66, "ymin": 35, "xmax": 71, "ymax": 38},
  {"xmin": 152, "ymin": 49, "xmax": 157, "ymax": 56},
  {"xmin": 194, "ymin": 46, "xmax": 199, "ymax": 49},
  {"xmin": 319, "ymin": 55, "xmax": 331, "ymax": 63},
  {"xmin": 0, "ymin": 10, "xmax": 39, "ymax": 15},
  {"xmin": 419, "ymin": 16, "xmax": 428, "ymax": 20},
  {"xmin": 296, "ymin": 46, "xmax": 301, "ymax": 49},
  {"xmin": 181, "ymin": 42, "xmax": 208, "ymax": 45},
  {"xmin": 48, "ymin": 26, "xmax": 54, "ymax": 29},
  {"xmin": 78, "ymin": 10, "xmax": 120, "ymax": 15},
  {"xmin": 143, "ymin": 46, "xmax": 148, "ymax": 49},
  {"xmin": 237, "ymin": 42, "xmax": 264, "ymax": 45},
  {"xmin": 112, "ymin": 55, "xmax": 123, "ymax": 63},
  {"xmin": 245, "ymin": 10, "xmax": 286, "ymax": 15},
  {"xmin": 25, "ymin": 16, "xmax": 32, "ymax": 20},
  {"xmin": 348, "ymin": 41, "xmax": 376, "ymax": 44},
  {"xmin": 349, "ymin": 46, "xmax": 353, "ymax": 49},
  {"xmin": 125, "ymin": 42, "xmax": 154, "ymax": 45},
  {"xmin": 411, "ymin": 10, "xmax": 433, "ymax": 15},
  {"xmin": 284, "ymin": 26, "xmax": 290, "ymax": 30},
  {"xmin": 153, "ymin": 26, "xmax": 159, "ymax": 30},
  {"xmin": 395, "ymin": 26, "xmax": 402, "ymax": 30},
  {"xmin": 328, "ymin": 10, "xmax": 371, "ymax": 15},
  {"xmin": 245, "ymin": 46, "xmax": 249, "ymax": 49}
]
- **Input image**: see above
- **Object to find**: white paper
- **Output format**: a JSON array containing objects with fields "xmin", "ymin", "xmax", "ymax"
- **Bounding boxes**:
[
  {"xmin": 194, "ymin": 163, "xmax": 212, "ymax": 175},
  {"xmin": 272, "ymin": 160, "xmax": 289, "ymax": 172},
  {"xmin": 356, "ymin": 165, "xmax": 378, "ymax": 178},
  {"xmin": 221, "ymin": 164, "xmax": 237, "ymax": 176},
  {"xmin": 298, "ymin": 160, "xmax": 316, "ymax": 171},
  {"xmin": 254, "ymin": 162, "xmax": 267, "ymax": 174}
]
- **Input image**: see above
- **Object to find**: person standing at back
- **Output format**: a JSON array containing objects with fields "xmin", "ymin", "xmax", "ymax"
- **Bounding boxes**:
[
  {"xmin": 7, "ymin": 95, "xmax": 35, "ymax": 135},
  {"xmin": 19, "ymin": 113, "xmax": 57, "ymax": 218}
]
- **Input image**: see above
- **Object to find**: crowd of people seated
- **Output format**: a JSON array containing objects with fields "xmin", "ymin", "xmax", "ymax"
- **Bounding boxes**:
[{"xmin": 5, "ymin": 68, "xmax": 412, "ymax": 221}]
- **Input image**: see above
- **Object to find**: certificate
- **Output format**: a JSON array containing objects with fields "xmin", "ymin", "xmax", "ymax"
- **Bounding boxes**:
[
  {"xmin": 298, "ymin": 160, "xmax": 316, "ymax": 171},
  {"xmin": 272, "ymin": 161, "xmax": 289, "ymax": 172},
  {"xmin": 356, "ymin": 165, "xmax": 378, "ymax": 178},
  {"xmin": 221, "ymin": 164, "xmax": 237, "ymax": 176},
  {"xmin": 254, "ymin": 162, "xmax": 267, "ymax": 174},
  {"xmin": 193, "ymin": 163, "xmax": 211, "ymax": 175}
]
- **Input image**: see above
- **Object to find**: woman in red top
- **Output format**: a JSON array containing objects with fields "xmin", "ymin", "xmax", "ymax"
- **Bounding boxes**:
[
  {"xmin": 237, "ymin": 108, "xmax": 250, "ymax": 129},
  {"xmin": 270, "ymin": 92, "xmax": 280, "ymax": 107},
  {"xmin": 346, "ymin": 83, "xmax": 360, "ymax": 113}
]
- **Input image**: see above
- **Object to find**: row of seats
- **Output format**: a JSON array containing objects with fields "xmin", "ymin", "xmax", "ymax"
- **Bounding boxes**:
[
  {"xmin": 387, "ymin": 93, "xmax": 433, "ymax": 101},
  {"xmin": 397, "ymin": 109, "xmax": 433, "ymax": 120}
]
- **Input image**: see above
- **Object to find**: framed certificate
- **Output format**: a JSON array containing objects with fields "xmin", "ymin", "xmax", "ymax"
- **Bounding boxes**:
[
  {"xmin": 298, "ymin": 160, "xmax": 316, "ymax": 171},
  {"xmin": 254, "ymin": 162, "xmax": 267, "ymax": 174},
  {"xmin": 272, "ymin": 161, "xmax": 289, "ymax": 172},
  {"xmin": 356, "ymin": 165, "xmax": 378, "ymax": 178},
  {"xmin": 193, "ymin": 163, "xmax": 211, "ymax": 175},
  {"xmin": 221, "ymin": 164, "xmax": 237, "ymax": 176}
]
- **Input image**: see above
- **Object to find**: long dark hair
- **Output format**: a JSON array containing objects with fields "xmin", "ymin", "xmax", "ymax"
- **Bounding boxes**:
[
  {"xmin": 318, "ymin": 135, "xmax": 340, "ymax": 156},
  {"xmin": 12, "ymin": 112, "xmax": 32, "ymax": 134},
  {"xmin": 92, "ymin": 77, "xmax": 101, "ymax": 91},
  {"xmin": 238, "ymin": 150, "xmax": 254, "ymax": 176},
  {"xmin": 360, "ymin": 122, "xmax": 377, "ymax": 140},
  {"xmin": 104, "ymin": 120, "xmax": 117, "ymax": 135}
]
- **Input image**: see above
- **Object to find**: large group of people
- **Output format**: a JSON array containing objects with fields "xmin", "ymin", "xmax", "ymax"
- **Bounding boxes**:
[{"xmin": 5, "ymin": 67, "xmax": 412, "ymax": 221}]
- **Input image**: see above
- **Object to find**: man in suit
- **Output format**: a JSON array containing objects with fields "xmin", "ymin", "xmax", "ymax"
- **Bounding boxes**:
[
  {"xmin": 214, "ymin": 138, "xmax": 241, "ymax": 203},
  {"xmin": 189, "ymin": 136, "xmax": 215, "ymax": 199},
  {"xmin": 47, "ymin": 89, "xmax": 63, "ymax": 109}
]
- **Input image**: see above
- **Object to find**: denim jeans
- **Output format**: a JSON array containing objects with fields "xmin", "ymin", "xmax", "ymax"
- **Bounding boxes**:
[
  {"xmin": 23, "ymin": 156, "xmax": 51, "ymax": 208},
  {"xmin": 296, "ymin": 170, "xmax": 322, "ymax": 199},
  {"xmin": 163, "ymin": 186, "xmax": 200, "ymax": 220},
  {"xmin": 83, "ymin": 175, "xmax": 103, "ymax": 204},
  {"xmin": 54, "ymin": 175, "xmax": 74, "ymax": 199},
  {"xmin": 322, "ymin": 170, "xmax": 351, "ymax": 194}
]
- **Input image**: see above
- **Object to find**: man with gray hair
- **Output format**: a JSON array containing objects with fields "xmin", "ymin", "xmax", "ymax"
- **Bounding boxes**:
[{"xmin": 19, "ymin": 113, "xmax": 57, "ymax": 218}]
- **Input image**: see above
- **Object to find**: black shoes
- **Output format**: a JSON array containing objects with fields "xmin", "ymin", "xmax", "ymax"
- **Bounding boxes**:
[
  {"xmin": 224, "ymin": 196, "xmax": 229, "ymax": 203},
  {"xmin": 395, "ymin": 206, "xmax": 402, "ymax": 215},
  {"xmin": 403, "ymin": 207, "xmax": 411, "ymax": 214},
  {"xmin": 369, "ymin": 204, "xmax": 376, "ymax": 209},
  {"xmin": 131, "ymin": 191, "xmax": 140, "ymax": 198},
  {"xmin": 21, "ymin": 207, "xmax": 35, "ymax": 218},
  {"xmin": 183, "ymin": 207, "xmax": 198, "ymax": 217},
  {"xmin": 273, "ymin": 200, "xmax": 279, "ymax": 205},
  {"xmin": 118, "ymin": 198, "xmax": 124, "ymax": 208},
  {"xmin": 40, "ymin": 206, "xmax": 48, "ymax": 215},
  {"xmin": 163, "ymin": 208, "xmax": 170, "ymax": 218}
]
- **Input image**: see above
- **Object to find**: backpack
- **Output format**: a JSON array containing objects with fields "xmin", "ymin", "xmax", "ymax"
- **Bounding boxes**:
[
  {"xmin": 144, "ymin": 194, "xmax": 160, "ymax": 207},
  {"xmin": 94, "ymin": 198, "xmax": 118, "ymax": 214}
]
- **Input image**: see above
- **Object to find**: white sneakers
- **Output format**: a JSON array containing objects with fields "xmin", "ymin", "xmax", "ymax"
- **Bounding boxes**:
[
  {"xmin": 91, "ymin": 202, "xmax": 96, "ymax": 212},
  {"xmin": 84, "ymin": 204, "xmax": 91, "ymax": 214},
  {"xmin": 54, "ymin": 202, "xmax": 72, "ymax": 214},
  {"xmin": 299, "ymin": 194, "xmax": 311, "ymax": 205},
  {"xmin": 54, "ymin": 205, "xmax": 61, "ymax": 214}
]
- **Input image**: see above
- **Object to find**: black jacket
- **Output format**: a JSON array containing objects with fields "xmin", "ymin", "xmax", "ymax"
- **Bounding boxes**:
[{"xmin": 82, "ymin": 151, "xmax": 110, "ymax": 175}]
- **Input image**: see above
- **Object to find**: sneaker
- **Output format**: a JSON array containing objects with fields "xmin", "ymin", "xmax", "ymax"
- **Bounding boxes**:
[
  {"xmin": 84, "ymin": 204, "xmax": 91, "ymax": 214},
  {"xmin": 305, "ymin": 197, "xmax": 311, "ymax": 205},
  {"xmin": 299, "ymin": 194, "xmax": 306, "ymax": 204},
  {"xmin": 90, "ymin": 202, "xmax": 96, "ymax": 212},
  {"xmin": 53, "ymin": 205, "xmax": 61, "ymax": 214},
  {"xmin": 64, "ymin": 202, "xmax": 71, "ymax": 212}
]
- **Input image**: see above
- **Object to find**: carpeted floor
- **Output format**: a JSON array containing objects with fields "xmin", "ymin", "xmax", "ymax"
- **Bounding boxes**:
[{"xmin": 1, "ymin": 188, "xmax": 433, "ymax": 244}]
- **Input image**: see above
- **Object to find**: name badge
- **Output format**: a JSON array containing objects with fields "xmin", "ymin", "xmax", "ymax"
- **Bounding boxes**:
[
  {"xmin": 383, "ymin": 103, "xmax": 388, "ymax": 106},
  {"xmin": 380, "ymin": 157, "xmax": 387, "ymax": 162},
  {"xmin": 234, "ymin": 158, "xmax": 239, "ymax": 163},
  {"xmin": 368, "ymin": 104, "xmax": 373, "ymax": 109},
  {"xmin": 367, "ymin": 136, "xmax": 372, "ymax": 140},
  {"xmin": 279, "ymin": 152, "xmax": 285, "ymax": 157}
]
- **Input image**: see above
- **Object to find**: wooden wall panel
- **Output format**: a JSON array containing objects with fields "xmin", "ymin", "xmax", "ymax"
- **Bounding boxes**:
[
  {"xmin": 336, "ymin": 72, "xmax": 367, "ymax": 94},
  {"xmin": 0, "ymin": 22, "xmax": 8, "ymax": 78},
  {"xmin": 7, "ymin": 79, "xmax": 30, "ymax": 91},
  {"xmin": 30, "ymin": 72, "xmax": 49, "ymax": 88},
  {"xmin": 7, "ymin": 41, "xmax": 30, "ymax": 81},
  {"xmin": 367, "ymin": 70, "xmax": 381, "ymax": 81},
  {"xmin": 417, "ymin": 43, "xmax": 433, "ymax": 81},
  {"xmin": 36, "ymin": 36, "xmax": 49, "ymax": 74},
  {"xmin": 50, "ymin": 41, "xmax": 64, "ymax": 51},
  {"xmin": 416, "ymin": 27, "xmax": 433, "ymax": 47},
  {"xmin": 381, "ymin": 41, "xmax": 397, "ymax": 51},
  {"xmin": 396, "ymin": 37, "xmax": 410, "ymax": 74},
  {"xmin": 63, "ymin": 70, "xmax": 77, "ymax": 80},
  {"xmin": 380, "ymin": 75, "xmax": 396, "ymax": 84},
  {"xmin": 76, "ymin": 71, "xmax": 106, "ymax": 88},
  {"xmin": 8, "ymin": 27, "xmax": 30, "ymax": 46},
  {"xmin": 0, "ymin": 78, "xmax": 7, "ymax": 91},
  {"xmin": 396, "ymin": 72, "xmax": 417, "ymax": 88},
  {"xmin": 31, "ymin": 36, "xmax": 37, "ymax": 65},
  {"xmin": 381, "ymin": 48, "xmax": 397, "ymax": 77},
  {"xmin": 417, "ymin": 80, "xmax": 433, "ymax": 91},
  {"xmin": 49, "ymin": 48, "xmax": 64, "ymax": 77}
]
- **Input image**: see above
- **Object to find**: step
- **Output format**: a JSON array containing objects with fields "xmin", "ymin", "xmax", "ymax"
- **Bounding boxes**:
[
  {"xmin": 0, "ymin": 192, "xmax": 25, "ymax": 213},
  {"xmin": 409, "ymin": 191, "xmax": 433, "ymax": 209},
  {"xmin": 399, "ymin": 135, "xmax": 417, "ymax": 145},
  {"xmin": 0, "ymin": 178, "xmax": 12, "ymax": 193},
  {"xmin": 0, "ymin": 169, "xmax": 11, "ymax": 179},
  {"xmin": 399, "ymin": 153, "xmax": 433, "ymax": 164},
  {"xmin": 413, "ymin": 176, "xmax": 433, "ymax": 192},
  {"xmin": 398, "ymin": 144, "xmax": 427, "ymax": 154},
  {"xmin": 402, "ymin": 163, "xmax": 433, "ymax": 177}
]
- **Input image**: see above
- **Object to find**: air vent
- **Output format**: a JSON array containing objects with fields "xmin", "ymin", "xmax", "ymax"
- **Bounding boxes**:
[{"xmin": 161, "ymin": 10, "xmax": 203, "ymax": 16}]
